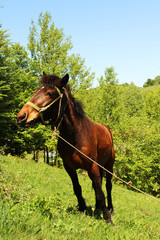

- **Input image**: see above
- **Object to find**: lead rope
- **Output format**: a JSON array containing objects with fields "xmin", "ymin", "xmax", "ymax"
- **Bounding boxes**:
[{"xmin": 52, "ymin": 129, "xmax": 160, "ymax": 203}]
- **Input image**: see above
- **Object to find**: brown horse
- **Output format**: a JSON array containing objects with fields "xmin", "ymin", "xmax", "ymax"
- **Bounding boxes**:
[{"xmin": 17, "ymin": 72, "xmax": 115, "ymax": 224}]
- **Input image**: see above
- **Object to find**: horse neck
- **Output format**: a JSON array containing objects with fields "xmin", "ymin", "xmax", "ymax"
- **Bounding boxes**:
[{"xmin": 60, "ymin": 95, "xmax": 85, "ymax": 141}]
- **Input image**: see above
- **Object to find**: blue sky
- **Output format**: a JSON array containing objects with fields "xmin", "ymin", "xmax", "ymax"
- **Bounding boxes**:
[{"xmin": 1, "ymin": 0, "xmax": 160, "ymax": 87}]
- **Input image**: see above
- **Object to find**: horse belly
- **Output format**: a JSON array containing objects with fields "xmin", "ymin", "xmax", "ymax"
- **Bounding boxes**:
[{"xmin": 71, "ymin": 144, "xmax": 96, "ymax": 170}]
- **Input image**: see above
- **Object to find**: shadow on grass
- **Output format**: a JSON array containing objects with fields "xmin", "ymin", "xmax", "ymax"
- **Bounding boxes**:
[{"xmin": 66, "ymin": 206, "xmax": 103, "ymax": 220}]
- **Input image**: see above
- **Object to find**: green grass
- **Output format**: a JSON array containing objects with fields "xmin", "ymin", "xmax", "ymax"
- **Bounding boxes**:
[{"xmin": 0, "ymin": 155, "xmax": 160, "ymax": 240}]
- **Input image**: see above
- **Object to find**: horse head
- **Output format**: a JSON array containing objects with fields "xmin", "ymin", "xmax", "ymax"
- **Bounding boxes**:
[{"xmin": 17, "ymin": 72, "xmax": 69, "ymax": 127}]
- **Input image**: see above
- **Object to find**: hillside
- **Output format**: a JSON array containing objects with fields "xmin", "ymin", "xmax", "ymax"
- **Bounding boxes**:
[
  {"xmin": 0, "ymin": 155, "xmax": 160, "ymax": 240},
  {"xmin": 142, "ymin": 84, "xmax": 160, "ymax": 93}
]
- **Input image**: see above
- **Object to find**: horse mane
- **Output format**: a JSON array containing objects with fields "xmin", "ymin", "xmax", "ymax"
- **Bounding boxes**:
[
  {"xmin": 40, "ymin": 73, "xmax": 85, "ymax": 119},
  {"xmin": 40, "ymin": 73, "xmax": 61, "ymax": 86},
  {"xmin": 69, "ymin": 92, "xmax": 85, "ymax": 119}
]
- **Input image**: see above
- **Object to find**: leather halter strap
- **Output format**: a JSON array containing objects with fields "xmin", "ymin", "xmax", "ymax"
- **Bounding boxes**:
[{"xmin": 26, "ymin": 86, "xmax": 63, "ymax": 123}]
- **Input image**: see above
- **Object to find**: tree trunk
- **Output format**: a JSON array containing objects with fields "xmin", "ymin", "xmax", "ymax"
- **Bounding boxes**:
[
  {"xmin": 46, "ymin": 147, "xmax": 49, "ymax": 165},
  {"xmin": 35, "ymin": 150, "xmax": 39, "ymax": 162},
  {"xmin": 44, "ymin": 148, "xmax": 46, "ymax": 162}
]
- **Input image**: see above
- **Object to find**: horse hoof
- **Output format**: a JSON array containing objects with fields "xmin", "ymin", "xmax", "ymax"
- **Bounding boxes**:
[
  {"xmin": 110, "ymin": 210, "xmax": 114, "ymax": 216},
  {"xmin": 78, "ymin": 205, "xmax": 87, "ymax": 212},
  {"xmin": 106, "ymin": 219, "xmax": 115, "ymax": 226},
  {"xmin": 110, "ymin": 221, "xmax": 115, "ymax": 226},
  {"xmin": 107, "ymin": 207, "xmax": 114, "ymax": 215},
  {"xmin": 80, "ymin": 212, "xmax": 85, "ymax": 216}
]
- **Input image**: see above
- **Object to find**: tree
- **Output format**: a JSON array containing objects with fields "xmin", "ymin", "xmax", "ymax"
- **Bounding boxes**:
[
  {"xmin": 0, "ymin": 25, "xmax": 38, "ymax": 154},
  {"xmin": 98, "ymin": 66, "xmax": 118, "ymax": 86},
  {"xmin": 28, "ymin": 12, "xmax": 94, "ymax": 92},
  {"xmin": 145, "ymin": 86, "xmax": 160, "ymax": 120},
  {"xmin": 143, "ymin": 76, "xmax": 160, "ymax": 87},
  {"xmin": 0, "ymin": 27, "xmax": 10, "ymax": 101},
  {"xmin": 121, "ymin": 84, "xmax": 145, "ymax": 117},
  {"xmin": 154, "ymin": 75, "xmax": 160, "ymax": 85},
  {"xmin": 0, "ymin": 27, "xmax": 11, "ymax": 152},
  {"xmin": 97, "ymin": 67, "xmax": 119, "ymax": 127}
]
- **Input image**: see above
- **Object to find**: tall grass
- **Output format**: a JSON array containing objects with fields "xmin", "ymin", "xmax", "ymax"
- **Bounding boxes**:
[{"xmin": 0, "ymin": 155, "xmax": 160, "ymax": 239}]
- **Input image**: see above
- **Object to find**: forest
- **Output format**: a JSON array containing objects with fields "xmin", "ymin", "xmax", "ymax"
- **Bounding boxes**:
[{"xmin": 0, "ymin": 12, "xmax": 160, "ymax": 197}]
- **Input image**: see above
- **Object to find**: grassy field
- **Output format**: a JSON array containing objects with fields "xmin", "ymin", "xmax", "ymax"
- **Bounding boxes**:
[{"xmin": 0, "ymin": 155, "xmax": 160, "ymax": 240}]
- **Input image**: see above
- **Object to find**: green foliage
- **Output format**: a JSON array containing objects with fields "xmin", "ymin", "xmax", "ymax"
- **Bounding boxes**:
[
  {"xmin": 78, "ymin": 67, "xmax": 120, "ymax": 128},
  {"xmin": 0, "ymin": 155, "xmax": 160, "ymax": 240},
  {"xmin": 98, "ymin": 66, "xmax": 119, "ymax": 86},
  {"xmin": 120, "ymin": 84, "xmax": 145, "ymax": 117},
  {"xmin": 0, "ymin": 32, "xmax": 38, "ymax": 154},
  {"xmin": 143, "ymin": 76, "xmax": 160, "ymax": 87},
  {"xmin": 0, "ymin": 28, "xmax": 10, "ymax": 102},
  {"xmin": 113, "ymin": 117, "xmax": 160, "ymax": 197},
  {"xmin": 28, "ymin": 11, "xmax": 94, "ymax": 92},
  {"xmin": 144, "ymin": 86, "xmax": 160, "ymax": 120}
]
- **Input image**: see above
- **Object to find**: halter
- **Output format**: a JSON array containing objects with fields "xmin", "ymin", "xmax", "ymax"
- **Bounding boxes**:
[{"xmin": 26, "ymin": 86, "xmax": 65, "ymax": 124}]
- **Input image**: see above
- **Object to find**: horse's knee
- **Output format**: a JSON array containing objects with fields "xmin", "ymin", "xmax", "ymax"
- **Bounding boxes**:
[{"xmin": 92, "ymin": 181, "xmax": 106, "ymax": 209}]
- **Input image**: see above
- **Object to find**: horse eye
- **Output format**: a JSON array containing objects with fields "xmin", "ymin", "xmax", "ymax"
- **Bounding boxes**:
[{"xmin": 46, "ymin": 92, "xmax": 52, "ymax": 97}]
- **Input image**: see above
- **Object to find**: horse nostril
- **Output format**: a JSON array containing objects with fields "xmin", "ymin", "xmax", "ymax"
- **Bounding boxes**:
[
  {"xmin": 17, "ymin": 113, "xmax": 27, "ymax": 124},
  {"xmin": 21, "ymin": 113, "xmax": 27, "ymax": 121}
]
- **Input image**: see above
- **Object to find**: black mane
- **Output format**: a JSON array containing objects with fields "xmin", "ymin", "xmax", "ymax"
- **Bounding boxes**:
[
  {"xmin": 40, "ymin": 73, "xmax": 61, "ymax": 86},
  {"xmin": 71, "ymin": 96, "xmax": 85, "ymax": 119}
]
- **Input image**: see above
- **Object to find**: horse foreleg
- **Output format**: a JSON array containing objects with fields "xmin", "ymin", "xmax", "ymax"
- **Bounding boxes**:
[
  {"xmin": 64, "ymin": 164, "xmax": 86, "ymax": 211},
  {"xmin": 88, "ymin": 165, "xmax": 112, "ymax": 224}
]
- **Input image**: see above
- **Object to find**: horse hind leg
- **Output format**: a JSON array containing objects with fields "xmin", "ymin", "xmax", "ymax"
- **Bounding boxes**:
[
  {"xmin": 106, "ymin": 170, "xmax": 114, "ymax": 214},
  {"xmin": 88, "ymin": 166, "xmax": 113, "ymax": 224},
  {"xmin": 99, "ymin": 167, "xmax": 104, "ymax": 184},
  {"xmin": 93, "ymin": 167, "xmax": 103, "ymax": 209}
]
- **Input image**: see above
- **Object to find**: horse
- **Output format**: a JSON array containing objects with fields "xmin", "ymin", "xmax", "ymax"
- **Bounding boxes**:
[{"xmin": 17, "ymin": 72, "xmax": 115, "ymax": 224}]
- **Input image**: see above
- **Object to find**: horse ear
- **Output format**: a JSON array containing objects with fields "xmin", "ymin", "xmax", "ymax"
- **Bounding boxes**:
[
  {"xmin": 61, "ymin": 74, "xmax": 69, "ymax": 87},
  {"xmin": 43, "ymin": 71, "xmax": 46, "ymax": 76}
]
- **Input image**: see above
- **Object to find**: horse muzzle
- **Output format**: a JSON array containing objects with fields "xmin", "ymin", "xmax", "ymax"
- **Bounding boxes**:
[
  {"xmin": 17, "ymin": 113, "xmax": 38, "ymax": 127},
  {"xmin": 17, "ymin": 112, "xmax": 28, "ymax": 126}
]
